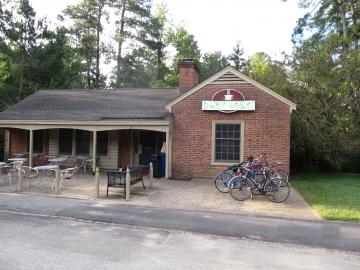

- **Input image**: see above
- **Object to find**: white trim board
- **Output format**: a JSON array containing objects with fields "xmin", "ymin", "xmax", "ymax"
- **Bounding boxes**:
[{"xmin": 166, "ymin": 66, "xmax": 297, "ymax": 113}]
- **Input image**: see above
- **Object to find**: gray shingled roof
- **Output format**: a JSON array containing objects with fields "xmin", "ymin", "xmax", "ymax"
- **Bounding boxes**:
[{"xmin": 0, "ymin": 88, "xmax": 180, "ymax": 121}]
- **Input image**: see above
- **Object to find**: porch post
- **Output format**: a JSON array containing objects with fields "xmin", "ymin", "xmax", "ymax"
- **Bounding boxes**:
[
  {"xmin": 130, "ymin": 129, "xmax": 134, "ymax": 164},
  {"xmin": 95, "ymin": 167, "xmax": 99, "ymax": 198},
  {"xmin": 72, "ymin": 130, "xmax": 76, "ymax": 155},
  {"xmin": 165, "ymin": 128, "xmax": 169, "ymax": 179},
  {"xmin": 92, "ymin": 131, "xmax": 97, "ymax": 173},
  {"xmin": 29, "ymin": 130, "xmax": 33, "ymax": 168}
]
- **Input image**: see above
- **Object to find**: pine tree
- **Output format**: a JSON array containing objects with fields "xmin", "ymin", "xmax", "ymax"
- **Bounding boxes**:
[
  {"xmin": 111, "ymin": 0, "xmax": 152, "ymax": 87},
  {"xmin": 63, "ymin": 0, "xmax": 110, "ymax": 89}
]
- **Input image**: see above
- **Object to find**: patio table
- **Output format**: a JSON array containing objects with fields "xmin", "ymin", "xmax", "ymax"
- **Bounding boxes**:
[
  {"xmin": 44, "ymin": 155, "xmax": 57, "ymax": 159},
  {"xmin": 48, "ymin": 157, "xmax": 66, "ymax": 165},
  {"xmin": 8, "ymin": 157, "xmax": 28, "ymax": 162},
  {"xmin": 34, "ymin": 165, "xmax": 58, "ymax": 187},
  {"xmin": 11, "ymin": 153, "xmax": 27, "ymax": 158}
]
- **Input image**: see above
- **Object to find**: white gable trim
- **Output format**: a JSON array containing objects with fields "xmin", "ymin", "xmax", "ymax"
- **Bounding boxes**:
[{"xmin": 166, "ymin": 66, "xmax": 297, "ymax": 113}]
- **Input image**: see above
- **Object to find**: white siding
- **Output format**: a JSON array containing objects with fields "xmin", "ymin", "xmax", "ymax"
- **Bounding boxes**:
[
  {"xmin": 98, "ymin": 130, "xmax": 118, "ymax": 169},
  {"xmin": 48, "ymin": 129, "xmax": 58, "ymax": 155},
  {"xmin": 48, "ymin": 129, "xmax": 118, "ymax": 170},
  {"xmin": 89, "ymin": 130, "xmax": 118, "ymax": 170}
]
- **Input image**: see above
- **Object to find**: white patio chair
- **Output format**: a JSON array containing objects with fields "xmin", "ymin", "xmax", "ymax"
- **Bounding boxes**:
[
  {"xmin": 8, "ymin": 161, "xmax": 23, "ymax": 184},
  {"xmin": 0, "ymin": 166, "xmax": 12, "ymax": 184},
  {"xmin": 21, "ymin": 166, "xmax": 39, "ymax": 190},
  {"xmin": 59, "ymin": 167, "xmax": 79, "ymax": 189},
  {"xmin": 76, "ymin": 157, "xmax": 89, "ymax": 173},
  {"xmin": 84, "ymin": 159, "xmax": 93, "ymax": 173}
]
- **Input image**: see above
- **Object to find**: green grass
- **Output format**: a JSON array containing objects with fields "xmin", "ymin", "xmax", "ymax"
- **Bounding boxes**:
[{"xmin": 292, "ymin": 173, "xmax": 360, "ymax": 222}]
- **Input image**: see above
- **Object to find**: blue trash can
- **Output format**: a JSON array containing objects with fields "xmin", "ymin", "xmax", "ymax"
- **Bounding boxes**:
[{"xmin": 160, "ymin": 154, "xmax": 166, "ymax": 177}]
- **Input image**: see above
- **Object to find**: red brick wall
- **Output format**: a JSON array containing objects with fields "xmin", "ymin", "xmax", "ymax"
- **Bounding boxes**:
[
  {"xmin": 179, "ymin": 63, "xmax": 199, "ymax": 92},
  {"xmin": 9, "ymin": 129, "xmax": 27, "ymax": 156},
  {"xmin": 7, "ymin": 129, "xmax": 50, "ymax": 157},
  {"xmin": 171, "ymin": 83, "xmax": 291, "ymax": 179}
]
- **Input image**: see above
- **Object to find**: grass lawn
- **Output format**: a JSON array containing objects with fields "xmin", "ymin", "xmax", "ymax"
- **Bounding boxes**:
[{"xmin": 292, "ymin": 173, "xmax": 360, "ymax": 222}]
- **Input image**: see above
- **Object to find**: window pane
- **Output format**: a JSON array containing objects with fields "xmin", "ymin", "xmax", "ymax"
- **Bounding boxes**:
[
  {"xmin": 214, "ymin": 124, "xmax": 241, "ymax": 162},
  {"xmin": 216, "ymin": 124, "xmax": 221, "ymax": 133},
  {"xmin": 59, "ymin": 129, "xmax": 73, "ymax": 155},
  {"xmin": 76, "ymin": 130, "xmax": 90, "ymax": 155},
  {"xmin": 96, "ymin": 131, "xmax": 108, "ymax": 156},
  {"xmin": 33, "ymin": 130, "xmax": 44, "ymax": 153}
]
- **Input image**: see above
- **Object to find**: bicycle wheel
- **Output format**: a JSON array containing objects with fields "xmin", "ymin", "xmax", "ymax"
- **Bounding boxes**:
[
  {"xmin": 264, "ymin": 178, "xmax": 290, "ymax": 203},
  {"xmin": 270, "ymin": 169, "xmax": 289, "ymax": 187},
  {"xmin": 229, "ymin": 176, "xmax": 252, "ymax": 201},
  {"xmin": 214, "ymin": 172, "xmax": 233, "ymax": 193}
]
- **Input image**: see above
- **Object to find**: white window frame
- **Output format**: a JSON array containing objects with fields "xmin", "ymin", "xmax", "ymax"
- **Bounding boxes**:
[{"xmin": 211, "ymin": 120, "xmax": 244, "ymax": 166}]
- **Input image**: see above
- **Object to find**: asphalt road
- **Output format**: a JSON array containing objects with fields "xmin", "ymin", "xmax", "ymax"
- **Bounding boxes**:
[
  {"xmin": 0, "ymin": 211, "xmax": 359, "ymax": 270},
  {"xmin": 0, "ymin": 193, "xmax": 359, "ymax": 253}
]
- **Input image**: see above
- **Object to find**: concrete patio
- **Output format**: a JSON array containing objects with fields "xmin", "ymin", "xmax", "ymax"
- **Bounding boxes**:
[{"xmin": 0, "ymin": 173, "xmax": 320, "ymax": 220}]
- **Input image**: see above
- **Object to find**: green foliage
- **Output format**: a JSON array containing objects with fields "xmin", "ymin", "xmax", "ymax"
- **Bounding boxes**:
[
  {"xmin": 199, "ymin": 52, "xmax": 229, "ymax": 82},
  {"xmin": 287, "ymin": 0, "xmax": 360, "ymax": 172},
  {"xmin": 228, "ymin": 41, "xmax": 246, "ymax": 72},
  {"xmin": 0, "ymin": 0, "xmax": 86, "ymax": 112},
  {"xmin": 63, "ymin": 0, "xmax": 110, "ymax": 88},
  {"xmin": 138, "ymin": 3, "xmax": 169, "ymax": 84},
  {"xmin": 111, "ymin": 0, "xmax": 152, "ymax": 87},
  {"xmin": 163, "ymin": 26, "xmax": 201, "ymax": 87},
  {"xmin": 0, "ymin": 0, "xmax": 48, "ymax": 99},
  {"xmin": 167, "ymin": 27, "xmax": 201, "ymax": 64}
]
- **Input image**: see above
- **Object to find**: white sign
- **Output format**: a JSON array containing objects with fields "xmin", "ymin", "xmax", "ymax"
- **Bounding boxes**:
[{"xmin": 202, "ymin": 100, "xmax": 255, "ymax": 111}]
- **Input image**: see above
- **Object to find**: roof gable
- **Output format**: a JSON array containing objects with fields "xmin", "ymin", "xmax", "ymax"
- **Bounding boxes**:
[{"xmin": 166, "ymin": 66, "xmax": 297, "ymax": 112}]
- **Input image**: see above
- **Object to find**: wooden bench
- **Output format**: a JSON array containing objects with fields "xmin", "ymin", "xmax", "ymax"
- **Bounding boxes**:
[{"xmin": 106, "ymin": 165, "xmax": 149, "ymax": 197}]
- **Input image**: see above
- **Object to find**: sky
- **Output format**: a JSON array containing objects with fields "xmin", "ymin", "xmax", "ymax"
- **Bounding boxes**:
[{"xmin": 29, "ymin": 0, "xmax": 307, "ymax": 60}]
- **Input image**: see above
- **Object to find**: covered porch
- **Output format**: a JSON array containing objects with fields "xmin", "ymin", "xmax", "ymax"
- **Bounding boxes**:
[{"xmin": 0, "ymin": 119, "xmax": 172, "ymax": 178}]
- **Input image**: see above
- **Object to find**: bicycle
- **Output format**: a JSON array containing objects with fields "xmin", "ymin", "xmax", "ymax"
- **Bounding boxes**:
[
  {"xmin": 213, "ymin": 162, "xmax": 245, "ymax": 193},
  {"xmin": 258, "ymin": 153, "xmax": 289, "ymax": 186},
  {"xmin": 228, "ymin": 162, "xmax": 290, "ymax": 203}
]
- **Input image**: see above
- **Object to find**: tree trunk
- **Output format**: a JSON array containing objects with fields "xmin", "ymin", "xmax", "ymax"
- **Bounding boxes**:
[
  {"xmin": 349, "ymin": 0, "xmax": 357, "ymax": 27},
  {"xmin": 116, "ymin": 2, "xmax": 126, "ymax": 87},
  {"xmin": 157, "ymin": 45, "xmax": 162, "ymax": 81},
  {"xmin": 87, "ymin": 59, "xmax": 91, "ymax": 89},
  {"xmin": 19, "ymin": 51, "xmax": 25, "ymax": 100},
  {"xmin": 95, "ymin": 4, "xmax": 103, "ymax": 89},
  {"xmin": 337, "ymin": 0, "xmax": 348, "ymax": 40}
]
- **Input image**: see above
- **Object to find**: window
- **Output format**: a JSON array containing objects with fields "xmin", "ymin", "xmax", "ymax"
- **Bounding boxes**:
[
  {"xmin": 27, "ymin": 130, "xmax": 44, "ymax": 153},
  {"xmin": 59, "ymin": 129, "xmax": 73, "ymax": 155},
  {"xmin": 33, "ymin": 130, "xmax": 44, "ymax": 153},
  {"xmin": 76, "ymin": 130, "xmax": 90, "ymax": 155},
  {"xmin": 96, "ymin": 131, "xmax": 108, "ymax": 156},
  {"xmin": 214, "ymin": 123, "xmax": 242, "ymax": 163}
]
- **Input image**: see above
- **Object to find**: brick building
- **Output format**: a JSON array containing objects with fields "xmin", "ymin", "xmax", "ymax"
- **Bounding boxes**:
[{"xmin": 0, "ymin": 59, "xmax": 296, "ymax": 179}]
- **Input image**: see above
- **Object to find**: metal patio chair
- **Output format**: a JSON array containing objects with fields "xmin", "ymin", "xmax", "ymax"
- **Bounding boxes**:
[
  {"xmin": 59, "ymin": 167, "xmax": 79, "ymax": 189},
  {"xmin": 7, "ymin": 161, "xmax": 23, "ymax": 184},
  {"xmin": 21, "ymin": 166, "xmax": 39, "ymax": 189}
]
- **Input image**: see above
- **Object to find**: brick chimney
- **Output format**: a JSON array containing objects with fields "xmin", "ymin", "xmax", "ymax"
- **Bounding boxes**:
[{"xmin": 178, "ymin": 58, "xmax": 199, "ymax": 93}]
